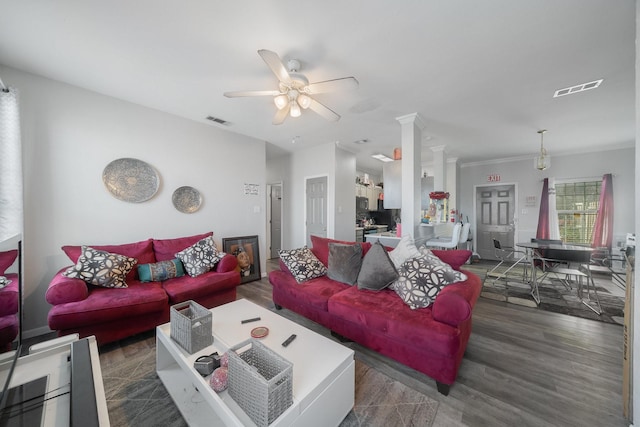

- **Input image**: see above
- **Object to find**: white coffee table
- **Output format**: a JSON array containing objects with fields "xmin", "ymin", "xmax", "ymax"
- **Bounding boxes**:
[{"xmin": 156, "ymin": 299, "xmax": 355, "ymax": 427}]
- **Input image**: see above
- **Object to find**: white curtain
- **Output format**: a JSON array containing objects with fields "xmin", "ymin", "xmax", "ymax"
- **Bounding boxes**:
[
  {"xmin": 547, "ymin": 177, "xmax": 561, "ymax": 240},
  {"xmin": 0, "ymin": 87, "xmax": 23, "ymax": 241}
]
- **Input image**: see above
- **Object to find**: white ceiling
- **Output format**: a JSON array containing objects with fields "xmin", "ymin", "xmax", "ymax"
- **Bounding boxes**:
[{"xmin": 0, "ymin": 1, "xmax": 635, "ymax": 176}]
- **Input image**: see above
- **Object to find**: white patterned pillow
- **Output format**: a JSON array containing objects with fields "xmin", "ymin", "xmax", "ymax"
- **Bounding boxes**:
[
  {"xmin": 0, "ymin": 276, "xmax": 11, "ymax": 289},
  {"xmin": 63, "ymin": 246, "xmax": 137, "ymax": 288},
  {"xmin": 175, "ymin": 236, "xmax": 224, "ymax": 277},
  {"xmin": 418, "ymin": 247, "xmax": 468, "ymax": 283},
  {"xmin": 279, "ymin": 246, "xmax": 327, "ymax": 284},
  {"xmin": 393, "ymin": 255, "xmax": 467, "ymax": 309}
]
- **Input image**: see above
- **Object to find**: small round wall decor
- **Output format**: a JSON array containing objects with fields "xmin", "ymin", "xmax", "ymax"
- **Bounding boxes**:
[
  {"xmin": 172, "ymin": 186, "xmax": 202, "ymax": 213},
  {"xmin": 102, "ymin": 158, "xmax": 160, "ymax": 203}
]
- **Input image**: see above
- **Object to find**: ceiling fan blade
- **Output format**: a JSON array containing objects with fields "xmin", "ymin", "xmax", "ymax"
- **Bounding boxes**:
[
  {"xmin": 309, "ymin": 98, "xmax": 340, "ymax": 122},
  {"xmin": 272, "ymin": 104, "xmax": 290, "ymax": 125},
  {"xmin": 306, "ymin": 77, "xmax": 359, "ymax": 94},
  {"xmin": 223, "ymin": 90, "xmax": 280, "ymax": 98},
  {"xmin": 258, "ymin": 49, "xmax": 292, "ymax": 84}
]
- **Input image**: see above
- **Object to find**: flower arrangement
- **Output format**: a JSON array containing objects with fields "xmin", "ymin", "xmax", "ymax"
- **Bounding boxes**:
[{"xmin": 429, "ymin": 191, "xmax": 450, "ymax": 200}]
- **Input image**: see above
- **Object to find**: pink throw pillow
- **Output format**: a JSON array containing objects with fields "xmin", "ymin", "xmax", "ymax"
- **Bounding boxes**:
[{"xmin": 0, "ymin": 250, "xmax": 18, "ymax": 275}]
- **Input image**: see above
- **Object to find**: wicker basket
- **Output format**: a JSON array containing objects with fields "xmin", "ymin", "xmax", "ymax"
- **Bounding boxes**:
[
  {"xmin": 170, "ymin": 300, "xmax": 213, "ymax": 354},
  {"xmin": 228, "ymin": 339, "xmax": 293, "ymax": 426}
]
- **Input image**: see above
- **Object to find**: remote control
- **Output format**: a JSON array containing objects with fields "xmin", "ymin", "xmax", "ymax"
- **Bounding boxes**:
[
  {"xmin": 282, "ymin": 334, "xmax": 297, "ymax": 347},
  {"xmin": 241, "ymin": 317, "xmax": 261, "ymax": 324}
]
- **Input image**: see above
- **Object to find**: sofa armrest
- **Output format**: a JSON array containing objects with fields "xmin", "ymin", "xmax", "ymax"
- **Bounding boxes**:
[
  {"xmin": 215, "ymin": 254, "xmax": 238, "ymax": 273},
  {"xmin": 432, "ymin": 291, "xmax": 472, "ymax": 327},
  {"xmin": 45, "ymin": 268, "xmax": 89, "ymax": 305}
]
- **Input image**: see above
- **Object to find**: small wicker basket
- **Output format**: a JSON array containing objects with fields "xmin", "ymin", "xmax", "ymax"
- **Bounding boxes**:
[
  {"xmin": 170, "ymin": 300, "xmax": 213, "ymax": 354},
  {"xmin": 228, "ymin": 338, "xmax": 293, "ymax": 426}
]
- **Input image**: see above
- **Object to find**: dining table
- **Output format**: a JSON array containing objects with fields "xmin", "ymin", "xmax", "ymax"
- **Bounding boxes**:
[{"xmin": 516, "ymin": 241, "xmax": 600, "ymax": 313}]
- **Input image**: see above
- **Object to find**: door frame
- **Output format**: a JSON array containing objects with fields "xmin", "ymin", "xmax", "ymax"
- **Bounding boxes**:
[
  {"xmin": 472, "ymin": 181, "xmax": 519, "ymax": 256},
  {"xmin": 266, "ymin": 181, "xmax": 283, "ymax": 259},
  {"xmin": 304, "ymin": 174, "xmax": 330, "ymax": 246}
]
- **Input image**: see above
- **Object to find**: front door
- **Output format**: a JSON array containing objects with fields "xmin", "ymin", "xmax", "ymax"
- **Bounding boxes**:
[
  {"xmin": 269, "ymin": 184, "xmax": 282, "ymax": 259},
  {"xmin": 476, "ymin": 184, "xmax": 517, "ymax": 260},
  {"xmin": 306, "ymin": 176, "xmax": 327, "ymax": 247}
]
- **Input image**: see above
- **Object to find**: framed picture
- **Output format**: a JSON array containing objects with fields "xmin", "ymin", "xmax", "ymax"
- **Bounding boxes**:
[{"xmin": 222, "ymin": 235, "xmax": 261, "ymax": 284}]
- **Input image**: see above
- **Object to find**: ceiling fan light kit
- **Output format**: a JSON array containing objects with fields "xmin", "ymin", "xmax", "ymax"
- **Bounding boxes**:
[
  {"xmin": 535, "ymin": 129, "xmax": 550, "ymax": 171},
  {"xmin": 224, "ymin": 49, "xmax": 358, "ymax": 124}
]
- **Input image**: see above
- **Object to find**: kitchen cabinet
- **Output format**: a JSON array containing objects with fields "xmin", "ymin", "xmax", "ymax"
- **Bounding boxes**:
[{"xmin": 356, "ymin": 184, "xmax": 382, "ymax": 210}]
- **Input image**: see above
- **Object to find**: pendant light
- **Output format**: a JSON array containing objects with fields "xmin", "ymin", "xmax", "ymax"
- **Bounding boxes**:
[{"xmin": 535, "ymin": 129, "xmax": 550, "ymax": 170}]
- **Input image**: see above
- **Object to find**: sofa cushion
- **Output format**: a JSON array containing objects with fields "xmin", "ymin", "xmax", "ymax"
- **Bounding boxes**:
[
  {"xmin": 279, "ymin": 247, "xmax": 327, "ymax": 284},
  {"xmin": 328, "ymin": 286, "xmax": 464, "ymax": 356},
  {"xmin": 357, "ymin": 241, "xmax": 398, "ymax": 291},
  {"xmin": 0, "ymin": 250, "xmax": 17, "ymax": 274},
  {"xmin": 430, "ymin": 249, "xmax": 472, "ymax": 271},
  {"xmin": 269, "ymin": 269, "xmax": 350, "ymax": 312},
  {"xmin": 175, "ymin": 236, "xmax": 223, "ymax": 277},
  {"xmin": 327, "ymin": 243, "xmax": 362, "ymax": 285},
  {"xmin": 310, "ymin": 235, "xmax": 371, "ymax": 267},
  {"xmin": 47, "ymin": 280, "xmax": 168, "ymax": 331},
  {"xmin": 162, "ymin": 270, "xmax": 240, "ymax": 304},
  {"xmin": 138, "ymin": 259, "xmax": 185, "ymax": 282},
  {"xmin": 61, "ymin": 239, "xmax": 155, "ymax": 281},
  {"xmin": 388, "ymin": 235, "xmax": 422, "ymax": 269},
  {"xmin": 153, "ymin": 232, "xmax": 213, "ymax": 262},
  {"xmin": 63, "ymin": 246, "xmax": 138, "ymax": 288}
]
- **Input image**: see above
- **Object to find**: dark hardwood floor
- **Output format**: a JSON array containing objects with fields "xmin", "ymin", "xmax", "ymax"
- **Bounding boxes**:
[{"xmin": 238, "ymin": 259, "xmax": 627, "ymax": 427}]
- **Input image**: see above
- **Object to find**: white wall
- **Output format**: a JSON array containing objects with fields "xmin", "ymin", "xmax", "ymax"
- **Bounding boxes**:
[
  {"xmin": 2, "ymin": 66, "xmax": 266, "ymax": 336},
  {"xmin": 460, "ymin": 147, "xmax": 635, "ymax": 245}
]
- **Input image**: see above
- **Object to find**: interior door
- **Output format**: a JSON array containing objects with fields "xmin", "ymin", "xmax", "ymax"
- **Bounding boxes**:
[
  {"xmin": 306, "ymin": 176, "xmax": 327, "ymax": 247},
  {"xmin": 269, "ymin": 184, "xmax": 282, "ymax": 259},
  {"xmin": 476, "ymin": 184, "xmax": 516, "ymax": 260}
]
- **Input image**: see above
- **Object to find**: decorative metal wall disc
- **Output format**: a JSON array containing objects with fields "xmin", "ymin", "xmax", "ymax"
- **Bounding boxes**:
[
  {"xmin": 172, "ymin": 186, "xmax": 202, "ymax": 213},
  {"xmin": 102, "ymin": 158, "xmax": 160, "ymax": 203}
]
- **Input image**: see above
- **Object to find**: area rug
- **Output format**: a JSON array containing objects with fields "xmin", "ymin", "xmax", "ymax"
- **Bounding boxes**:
[
  {"xmin": 100, "ymin": 331, "xmax": 439, "ymax": 427},
  {"xmin": 464, "ymin": 262, "xmax": 625, "ymax": 325}
]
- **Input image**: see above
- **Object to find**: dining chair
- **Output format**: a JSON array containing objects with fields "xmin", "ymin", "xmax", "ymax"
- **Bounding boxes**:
[
  {"xmin": 425, "ymin": 222, "xmax": 462, "ymax": 250},
  {"xmin": 486, "ymin": 238, "xmax": 529, "ymax": 285}
]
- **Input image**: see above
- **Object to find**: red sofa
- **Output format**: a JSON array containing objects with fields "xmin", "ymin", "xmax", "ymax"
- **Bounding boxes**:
[
  {"xmin": 269, "ymin": 236, "xmax": 482, "ymax": 395},
  {"xmin": 0, "ymin": 249, "xmax": 19, "ymax": 352},
  {"xmin": 46, "ymin": 232, "xmax": 241, "ymax": 345}
]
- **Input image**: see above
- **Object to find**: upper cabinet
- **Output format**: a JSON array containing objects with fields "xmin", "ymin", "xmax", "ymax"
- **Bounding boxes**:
[{"xmin": 356, "ymin": 184, "xmax": 382, "ymax": 210}]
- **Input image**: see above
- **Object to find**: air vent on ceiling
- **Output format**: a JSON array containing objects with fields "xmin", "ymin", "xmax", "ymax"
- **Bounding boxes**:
[
  {"xmin": 205, "ymin": 115, "xmax": 230, "ymax": 125},
  {"xmin": 553, "ymin": 79, "xmax": 603, "ymax": 98}
]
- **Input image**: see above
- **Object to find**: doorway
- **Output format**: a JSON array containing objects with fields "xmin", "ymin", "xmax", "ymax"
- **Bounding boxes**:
[
  {"xmin": 475, "ymin": 183, "xmax": 518, "ymax": 260},
  {"xmin": 268, "ymin": 183, "xmax": 282, "ymax": 259},
  {"xmin": 305, "ymin": 176, "xmax": 327, "ymax": 247}
]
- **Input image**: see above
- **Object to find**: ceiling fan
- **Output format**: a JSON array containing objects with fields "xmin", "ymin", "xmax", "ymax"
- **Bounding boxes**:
[{"xmin": 224, "ymin": 49, "xmax": 358, "ymax": 125}]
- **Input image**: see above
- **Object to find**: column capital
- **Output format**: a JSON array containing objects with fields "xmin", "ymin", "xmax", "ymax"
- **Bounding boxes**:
[
  {"xmin": 430, "ymin": 145, "xmax": 447, "ymax": 153},
  {"xmin": 395, "ymin": 112, "xmax": 426, "ymax": 129}
]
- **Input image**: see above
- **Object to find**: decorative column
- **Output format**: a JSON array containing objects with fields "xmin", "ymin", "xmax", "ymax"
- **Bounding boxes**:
[
  {"xmin": 395, "ymin": 113, "xmax": 425, "ymax": 238},
  {"xmin": 430, "ymin": 145, "xmax": 446, "ymax": 192}
]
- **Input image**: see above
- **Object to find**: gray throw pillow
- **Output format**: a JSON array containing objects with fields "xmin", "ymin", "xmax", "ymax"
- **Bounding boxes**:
[
  {"xmin": 327, "ymin": 243, "xmax": 363, "ymax": 285},
  {"xmin": 357, "ymin": 241, "xmax": 398, "ymax": 291}
]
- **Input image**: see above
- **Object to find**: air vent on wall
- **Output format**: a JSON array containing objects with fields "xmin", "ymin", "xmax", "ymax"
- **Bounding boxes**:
[
  {"xmin": 205, "ymin": 115, "xmax": 230, "ymax": 125},
  {"xmin": 553, "ymin": 79, "xmax": 603, "ymax": 98}
]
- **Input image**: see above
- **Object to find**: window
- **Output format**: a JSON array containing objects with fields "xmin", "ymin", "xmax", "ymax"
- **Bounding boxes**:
[{"xmin": 555, "ymin": 180, "xmax": 601, "ymax": 244}]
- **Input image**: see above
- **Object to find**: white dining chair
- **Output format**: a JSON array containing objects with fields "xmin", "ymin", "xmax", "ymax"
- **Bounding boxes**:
[{"xmin": 425, "ymin": 222, "xmax": 462, "ymax": 250}]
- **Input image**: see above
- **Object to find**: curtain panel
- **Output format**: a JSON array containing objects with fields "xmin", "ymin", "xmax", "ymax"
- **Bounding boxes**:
[
  {"xmin": 591, "ymin": 173, "xmax": 614, "ymax": 250},
  {"xmin": 0, "ymin": 87, "xmax": 23, "ymax": 241}
]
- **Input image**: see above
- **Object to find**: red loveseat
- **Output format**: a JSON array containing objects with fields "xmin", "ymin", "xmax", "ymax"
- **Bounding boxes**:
[
  {"xmin": 46, "ymin": 232, "xmax": 241, "ymax": 345},
  {"xmin": 0, "ymin": 250, "xmax": 19, "ymax": 352},
  {"xmin": 269, "ymin": 236, "xmax": 482, "ymax": 395}
]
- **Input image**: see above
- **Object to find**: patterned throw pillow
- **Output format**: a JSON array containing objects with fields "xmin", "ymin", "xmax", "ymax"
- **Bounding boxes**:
[
  {"xmin": 63, "ymin": 246, "xmax": 137, "ymax": 288},
  {"xmin": 175, "ymin": 236, "xmax": 223, "ymax": 277},
  {"xmin": 418, "ymin": 247, "xmax": 468, "ymax": 283},
  {"xmin": 279, "ymin": 247, "xmax": 327, "ymax": 284},
  {"xmin": 137, "ymin": 259, "xmax": 185, "ymax": 282},
  {"xmin": 393, "ymin": 255, "xmax": 468, "ymax": 309},
  {"xmin": 0, "ymin": 276, "xmax": 11, "ymax": 289}
]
